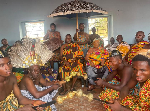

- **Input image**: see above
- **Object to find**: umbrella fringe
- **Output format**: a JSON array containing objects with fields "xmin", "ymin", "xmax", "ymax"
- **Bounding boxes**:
[{"xmin": 48, "ymin": 10, "xmax": 108, "ymax": 17}]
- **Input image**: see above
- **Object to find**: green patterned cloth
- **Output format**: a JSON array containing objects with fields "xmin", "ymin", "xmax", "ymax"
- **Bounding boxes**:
[{"xmin": 0, "ymin": 91, "xmax": 19, "ymax": 111}]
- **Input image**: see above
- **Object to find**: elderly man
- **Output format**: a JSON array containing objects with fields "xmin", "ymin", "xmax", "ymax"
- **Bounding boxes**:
[
  {"xmin": 19, "ymin": 65, "xmax": 60, "ymax": 111},
  {"xmin": 59, "ymin": 34, "xmax": 87, "ymax": 95},
  {"xmin": 128, "ymin": 31, "xmax": 149, "ymax": 65}
]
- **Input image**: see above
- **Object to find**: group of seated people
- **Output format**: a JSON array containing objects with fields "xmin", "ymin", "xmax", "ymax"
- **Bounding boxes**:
[{"xmin": 0, "ymin": 22, "xmax": 150, "ymax": 111}]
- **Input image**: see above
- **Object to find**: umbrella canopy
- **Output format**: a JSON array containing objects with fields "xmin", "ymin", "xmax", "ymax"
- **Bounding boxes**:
[{"xmin": 48, "ymin": 0, "xmax": 108, "ymax": 18}]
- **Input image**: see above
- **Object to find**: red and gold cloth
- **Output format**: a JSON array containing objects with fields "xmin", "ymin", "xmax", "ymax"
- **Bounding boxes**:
[
  {"xmin": 59, "ymin": 43, "xmax": 86, "ymax": 81},
  {"xmin": 121, "ymin": 79, "xmax": 150, "ymax": 111},
  {"xmin": 117, "ymin": 41, "xmax": 130, "ymax": 58},
  {"xmin": 99, "ymin": 75, "xmax": 121, "ymax": 111},
  {"xmin": 86, "ymin": 47, "xmax": 110, "ymax": 70}
]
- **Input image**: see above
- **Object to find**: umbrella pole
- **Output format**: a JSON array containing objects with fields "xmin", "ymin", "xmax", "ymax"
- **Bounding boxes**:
[{"xmin": 76, "ymin": 13, "xmax": 78, "ymax": 39}]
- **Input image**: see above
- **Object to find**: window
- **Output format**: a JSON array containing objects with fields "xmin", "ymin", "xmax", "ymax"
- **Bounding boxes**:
[
  {"xmin": 20, "ymin": 21, "xmax": 44, "ymax": 41},
  {"xmin": 88, "ymin": 17, "xmax": 109, "ymax": 46}
]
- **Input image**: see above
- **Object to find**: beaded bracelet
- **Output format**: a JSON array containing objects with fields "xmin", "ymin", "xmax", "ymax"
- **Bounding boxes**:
[{"xmin": 32, "ymin": 100, "xmax": 35, "ymax": 106}]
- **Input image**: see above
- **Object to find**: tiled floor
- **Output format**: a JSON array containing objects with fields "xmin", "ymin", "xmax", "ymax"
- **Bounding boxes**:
[{"xmin": 55, "ymin": 79, "xmax": 106, "ymax": 111}]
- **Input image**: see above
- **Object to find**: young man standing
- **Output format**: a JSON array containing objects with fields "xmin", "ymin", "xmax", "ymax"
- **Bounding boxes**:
[
  {"xmin": 74, "ymin": 23, "xmax": 89, "ymax": 57},
  {"xmin": 44, "ymin": 23, "xmax": 62, "ymax": 69}
]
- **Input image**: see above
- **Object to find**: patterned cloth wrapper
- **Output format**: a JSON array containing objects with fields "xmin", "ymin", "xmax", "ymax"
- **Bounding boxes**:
[
  {"xmin": 86, "ymin": 47, "xmax": 109, "ymax": 69},
  {"xmin": 49, "ymin": 51, "xmax": 60, "ymax": 61},
  {"xmin": 99, "ymin": 74, "xmax": 141, "ymax": 111},
  {"xmin": 13, "ymin": 72, "xmax": 24, "ymax": 83},
  {"xmin": 121, "ymin": 79, "xmax": 150, "ymax": 111},
  {"xmin": 41, "ymin": 66, "xmax": 58, "ymax": 81},
  {"xmin": 128, "ymin": 41, "xmax": 149, "ymax": 65},
  {"xmin": 42, "ymin": 73, "xmax": 58, "ymax": 82},
  {"xmin": 117, "ymin": 41, "xmax": 130, "ymax": 58},
  {"xmin": 59, "ymin": 43, "xmax": 87, "ymax": 82},
  {"xmin": 0, "ymin": 91, "xmax": 19, "ymax": 111},
  {"xmin": 21, "ymin": 85, "xmax": 58, "ymax": 111},
  {"xmin": 77, "ymin": 34, "xmax": 89, "ymax": 50},
  {"xmin": 44, "ymin": 31, "xmax": 62, "ymax": 60},
  {"xmin": 99, "ymin": 75, "xmax": 121, "ymax": 111},
  {"xmin": 12, "ymin": 67, "xmax": 28, "ymax": 83},
  {"xmin": 86, "ymin": 47, "xmax": 110, "ymax": 84}
]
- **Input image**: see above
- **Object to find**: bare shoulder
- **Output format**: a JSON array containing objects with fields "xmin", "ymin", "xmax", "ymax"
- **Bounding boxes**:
[
  {"xmin": 23, "ymin": 75, "xmax": 32, "ymax": 82},
  {"xmin": 9, "ymin": 74, "xmax": 17, "ymax": 83},
  {"xmin": 84, "ymin": 32, "xmax": 89, "ymax": 36},
  {"xmin": 122, "ymin": 65, "xmax": 132, "ymax": 73}
]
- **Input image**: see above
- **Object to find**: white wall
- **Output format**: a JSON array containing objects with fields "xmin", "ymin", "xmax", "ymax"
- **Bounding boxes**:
[{"xmin": 0, "ymin": 0, "xmax": 150, "ymax": 46}]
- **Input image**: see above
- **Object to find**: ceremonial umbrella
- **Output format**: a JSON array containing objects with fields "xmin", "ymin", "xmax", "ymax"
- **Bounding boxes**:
[{"xmin": 48, "ymin": 0, "xmax": 108, "ymax": 35}]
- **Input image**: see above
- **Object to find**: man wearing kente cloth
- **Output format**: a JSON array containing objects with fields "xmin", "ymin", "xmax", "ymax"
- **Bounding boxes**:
[
  {"xmin": 44, "ymin": 23, "xmax": 62, "ymax": 69},
  {"xmin": 0, "ymin": 50, "xmax": 45, "ymax": 111},
  {"xmin": 95, "ymin": 50, "xmax": 133, "ymax": 111},
  {"xmin": 108, "ymin": 49, "xmax": 150, "ymax": 111},
  {"xmin": 116, "ymin": 35, "xmax": 130, "ymax": 61},
  {"xmin": 85, "ymin": 38, "xmax": 109, "ymax": 91},
  {"xmin": 74, "ymin": 23, "xmax": 89, "ymax": 57},
  {"xmin": 128, "ymin": 31, "xmax": 149, "ymax": 65},
  {"xmin": 59, "ymin": 34, "xmax": 87, "ymax": 95}
]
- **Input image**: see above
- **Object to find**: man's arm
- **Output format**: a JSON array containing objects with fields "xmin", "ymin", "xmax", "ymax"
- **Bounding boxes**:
[
  {"xmin": 57, "ymin": 32, "xmax": 61, "ymax": 40},
  {"xmin": 12, "ymin": 75, "xmax": 40, "ymax": 105},
  {"xmin": 24, "ymin": 77, "xmax": 55, "ymax": 99},
  {"xmin": 105, "ymin": 70, "xmax": 117, "ymax": 82},
  {"xmin": 102, "ymin": 66, "xmax": 133, "ymax": 91},
  {"xmin": 43, "ymin": 30, "xmax": 50, "ymax": 40},
  {"xmin": 119, "ymin": 75, "xmax": 137, "ymax": 100},
  {"xmin": 73, "ymin": 33, "xmax": 77, "ymax": 41}
]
